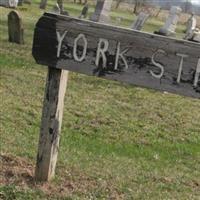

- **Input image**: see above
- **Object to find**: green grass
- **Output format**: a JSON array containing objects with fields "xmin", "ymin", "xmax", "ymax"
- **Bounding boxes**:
[{"xmin": 0, "ymin": 1, "xmax": 200, "ymax": 199}]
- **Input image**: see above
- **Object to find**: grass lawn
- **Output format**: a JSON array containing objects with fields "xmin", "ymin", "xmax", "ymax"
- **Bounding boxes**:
[{"xmin": 0, "ymin": 1, "xmax": 200, "ymax": 199}]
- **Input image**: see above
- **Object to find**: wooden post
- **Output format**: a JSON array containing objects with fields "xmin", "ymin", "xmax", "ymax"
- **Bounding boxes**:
[{"xmin": 35, "ymin": 67, "xmax": 68, "ymax": 182}]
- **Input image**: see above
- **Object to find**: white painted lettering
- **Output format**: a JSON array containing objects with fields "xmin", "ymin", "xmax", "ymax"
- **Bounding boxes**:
[
  {"xmin": 176, "ymin": 53, "xmax": 188, "ymax": 84},
  {"xmin": 150, "ymin": 49, "xmax": 165, "ymax": 79},
  {"xmin": 73, "ymin": 34, "xmax": 87, "ymax": 62},
  {"xmin": 194, "ymin": 58, "xmax": 200, "ymax": 87},
  {"xmin": 56, "ymin": 30, "xmax": 68, "ymax": 58},
  {"xmin": 114, "ymin": 42, "xmax": 128, "ymax": 70},
  {"xmin": 95, "ymin": 38, "xmax": 109, "ymax": 68}
]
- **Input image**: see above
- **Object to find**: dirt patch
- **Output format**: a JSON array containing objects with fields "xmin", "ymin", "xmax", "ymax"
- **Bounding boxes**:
[
  {"xmin": 0, "ymin": 153, "xmax": 124, "ymax": 199},
  {"xmin": 0, "ymin": 153, "xmax": 34, "ymax": 187}
]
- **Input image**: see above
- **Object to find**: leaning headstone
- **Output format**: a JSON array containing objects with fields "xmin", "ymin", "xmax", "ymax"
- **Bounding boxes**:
[
  {"xmin": 52, "ymin": 3, "xmax": 61, "ymax": 14},
  {"xmin": 192, "ymin": 29, "xmax": 200, "ymax": 42},
  {"xmin": 79, "ymin": 2, "xmax": 89, "ymax": 19},
  {"xmin": 115, "ymin": 17, "xmax": 122, "ymax": 26},
  {"xmin": 90, "ymin": 0, "xmax": 113, "ymax": 23},
  {"xmin": 187, "ymin": 28, "xmax": 200, "ymax": 43},
  {"xmin": 184, "ymin": 14, "xmax": 197, "ymax": 40},
  {"xmin": 51, "ymin": 3, "xmax": 69, "ymax": 16},
  {"xmin": 57, "ymin": 0, "xmax": 63, "ymax": 13},
  {"xmin": 155, "ymin": 6, "xmax": 182, "ymax": 36},
  {"xmin": 131, "ymin": 12, "xmax": 149, "ymax": 31},
  {"xmin": 8, "ymin": 11, "xmax": 24, "ymax": 44}
]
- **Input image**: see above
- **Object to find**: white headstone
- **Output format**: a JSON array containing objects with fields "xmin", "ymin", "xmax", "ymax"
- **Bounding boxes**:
[
  {"xmin": 52, "ymin": 3, "xmax": 61, "ymax": 14},
  {"xmin": 115, "ymin": 17, "xmax": 122, "ymax": 26},
  {"xmin": 190, "ymin": 28, "xmax": 200, "ymax": 43},
  {"xmin": 131, "ymin": 12, "xmax": 149, "ymax": 31},
  {"xmin": 158, "ymin": 6, "xmax": 182, "ymax": 36},
  {"xmin": 184, "ymin": 14, "xmax": 197, "ymax": 40}
]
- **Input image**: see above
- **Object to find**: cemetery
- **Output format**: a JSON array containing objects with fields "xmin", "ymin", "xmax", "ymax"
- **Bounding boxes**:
[{"xmin": 0, "ymin": 0, "xmax": 200, "ymax": 199}]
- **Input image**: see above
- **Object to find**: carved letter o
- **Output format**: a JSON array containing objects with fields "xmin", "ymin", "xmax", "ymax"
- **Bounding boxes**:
[{"xmin": 73, "ymin": 34, "xmax": 87, "ymax": 62}]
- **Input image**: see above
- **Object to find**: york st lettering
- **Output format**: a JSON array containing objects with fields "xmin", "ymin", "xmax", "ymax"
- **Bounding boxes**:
[{"xmin": 56, "ymin": 30, "xmax": 199, "ymax": 87}]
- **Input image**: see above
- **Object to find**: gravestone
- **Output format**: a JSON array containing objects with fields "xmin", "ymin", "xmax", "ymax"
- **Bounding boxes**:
[
  {"xmin": 52, "ymin": 3, "xmax": 61, "ymax": 14},
  {"xmin": 0, "ymin": 0, "xmax": 18, "ymax": 8},
  {"xmin": 184, "ymin": 14, "xmax": 197, "ymax": 39},
  {"xmin": 51, "ymin": 3, "xmax": 69, "ymax": 16},
  {"xmin": 131, "ymin": 12, "xmax": 149, "ymax": 31},
  {"xmin": 8, "ymin": 11, "xmax": 24, "ymax": 44},
  {"xmin": 57, "ymin": 0, "xmax": 63, "ymax": 13},
  {"xmin": 39, "ymin": 0, "xmax": 47, "ymax": 9},
  {"xmin": 188, "ymin": 28, "xmax": 200, "ymax": 43},
  {"xmin": 90, "ymin": 0, "xmax": 113, "ymax": 23},
  {"xmin": 155, "ymin": 6, "xmax": 182, "ymax": 36},
  {"xmin": 184, "ymin": 14, "xmax": 200, "ymax": 42},
  {"xmin": 115, "ymin": 17, "xmax": 122, "ymax": 26},
  {"xmin": 18, "ymin": 0, "xmax": 22, "ymax": 6},
  {"xmin": 79, "ymin": 2, "xmax": 89, "ymax": 19},
  {"xmin": 18, "ymin": 0, "xmax": 23, "ymax": 6}
]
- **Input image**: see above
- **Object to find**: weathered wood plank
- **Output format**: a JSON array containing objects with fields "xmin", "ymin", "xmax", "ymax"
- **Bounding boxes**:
[
  {"xmin": 32, "ymin": 13, "xmax": 200, "ymax": 98},
  {"xmin": 35, "ymin": 67, "xmax": 68, "ymax": 181}
]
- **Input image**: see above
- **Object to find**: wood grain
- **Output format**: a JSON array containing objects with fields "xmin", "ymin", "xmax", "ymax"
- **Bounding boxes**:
[
  {"xmin": 32, "ymin": 13, "xmax": 200, "ymax": 98},
  {"xmin": 35, "ymin": 67, "xmax": 68, "ymax": 181}
]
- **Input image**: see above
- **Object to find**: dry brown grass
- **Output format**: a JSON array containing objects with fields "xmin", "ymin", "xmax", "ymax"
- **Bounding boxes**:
[{"xmin": 0, "ymin": 153, "xmax": 124, "ymax": 199}]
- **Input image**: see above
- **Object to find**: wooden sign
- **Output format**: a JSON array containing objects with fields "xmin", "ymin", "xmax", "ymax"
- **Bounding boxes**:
[
  {"xmin": 33, "ymin": 13, "xmax": 200, "ymax": 98},
  {"xmin": 32, "ymin": 13, "xmax": 200, "ymax": 182}
]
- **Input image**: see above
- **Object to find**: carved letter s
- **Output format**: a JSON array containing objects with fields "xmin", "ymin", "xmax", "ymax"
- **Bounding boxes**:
[{"xmin": 150, "ymin": 49, "xmax": 165, "ymax": 79}]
